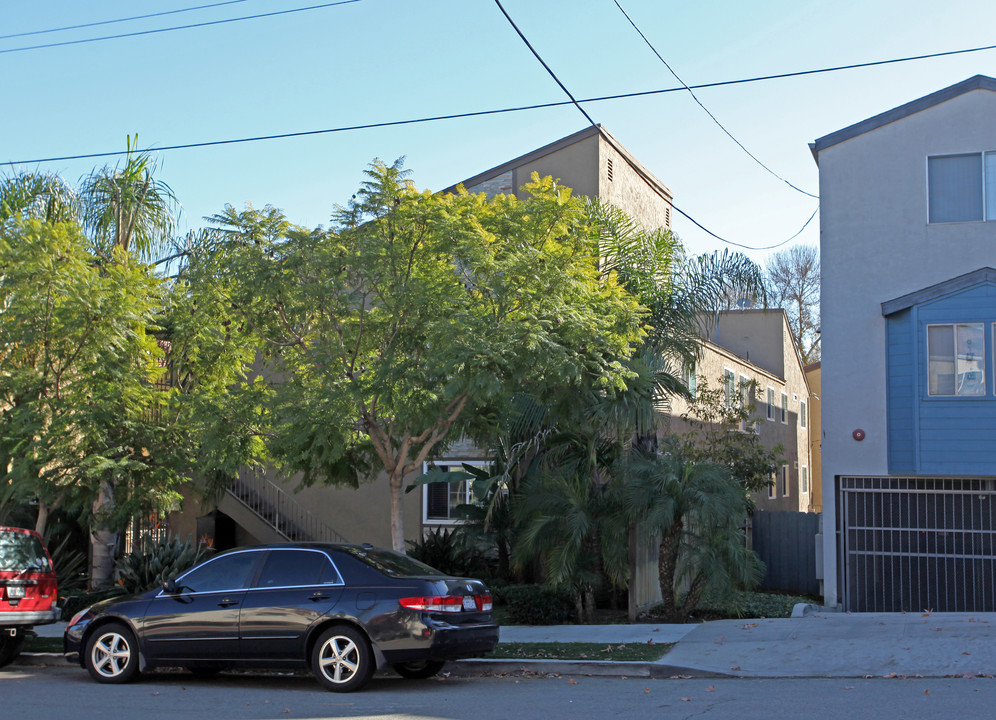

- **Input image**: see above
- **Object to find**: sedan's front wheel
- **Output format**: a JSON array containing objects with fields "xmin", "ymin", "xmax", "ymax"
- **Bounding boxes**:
[
  {"xmin": 311, "ymin": 625, "xmax": 373, "ymax": 692},
  {"xmin": 85, "ymin": 623, "xmax": 139, "ymax": 684}
]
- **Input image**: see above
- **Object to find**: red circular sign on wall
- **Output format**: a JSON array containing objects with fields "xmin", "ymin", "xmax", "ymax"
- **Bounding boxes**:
[{"xmin": 852, "ymin": 429, "xmax": 866, "ymax": 441}]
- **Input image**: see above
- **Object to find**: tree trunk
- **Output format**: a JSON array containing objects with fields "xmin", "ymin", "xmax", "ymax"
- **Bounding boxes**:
[
  {"xmin": 657, "ymin": 518, "xmax": 684, "ymax": 621},
  {"xmin": 89, "ymin": 481, "xmax": 118, "ymax": 589},
  {"xmin": 388, "ymin": 470, "xmax": 406, "ymax": 553},
  {"xmin": 34, "ymin": 500, "xmax": 49, "ymax": 537}
]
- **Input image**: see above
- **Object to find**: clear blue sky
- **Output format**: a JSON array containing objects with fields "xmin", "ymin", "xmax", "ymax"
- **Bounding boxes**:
[{"xmin": 4, "ymin": 0, "xmax": 996, "ymax": 264}]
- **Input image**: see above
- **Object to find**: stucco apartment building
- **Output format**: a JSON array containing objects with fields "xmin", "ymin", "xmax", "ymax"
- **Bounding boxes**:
[
  {"xmin": 669, "ymin": 309, "xmax": 814, "ymax": 513},
  {"xmin": 814, "ymin": 76, "xmax": 996, "ymax": 611}
]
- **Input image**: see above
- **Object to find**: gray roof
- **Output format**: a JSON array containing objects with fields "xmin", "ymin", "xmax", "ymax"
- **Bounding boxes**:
[
  {"xmin": 881, "ymin": 267, "xmax": 996, "ymax": 316},
  {"xmin": 812, "ymin": 75, "xmax": 996, "ymax": 157}
]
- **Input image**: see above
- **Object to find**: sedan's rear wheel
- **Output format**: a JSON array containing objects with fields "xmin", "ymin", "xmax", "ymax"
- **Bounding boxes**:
[
  {"xmin": 0, "ymin": 629, "xmax": 25, "ymax": 668},
  {"xmin": 85, "ymin": 623, "xmax": 139, "ymax": 684},
  {"xmin": 311, "ymin": 625, "xmax": 373, "ymax": 692},
  {"xmin": 393, "ymin": 659, "xmax": 446, "ymax": 679}
]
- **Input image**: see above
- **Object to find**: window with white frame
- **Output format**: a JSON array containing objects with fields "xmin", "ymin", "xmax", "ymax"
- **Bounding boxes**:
[
  {"xmin": 684, "ymin": 361, "xmax": 697, "ymax": 399},
  {"xmin": 767, "ymin": 473, "xmax": 776, "ymax": 499},
  {"xmin": 723, "ymin": 368, "xmax": 736, "ymax": 409},
  {"xmin": 927, "ymin": 152, "xmax": 996, "ymax": 223},
  {"xmin": 801, "ymin": 466, "xmax": 809, "ymax": 494},
  {"xmin": 780, "ymin": 392, "xmax": 788, "ymax": 423},
  {"xmin": 766, "ymin": 387, "xmax": 776, "ymax": 421},
  {"xmin": 800, "ymin": 399, "xmax": 807, "ymax": 428},
  {"xmin": 422, "ymin": 461, "xmax": 489, "ymax": 523},
  {"xmin": 780, "ymin": 465, "xmax": 789, "ymax": 497},
  {"xmin": 927, "ymin": 323, "xmax": 985, "ymax": 396}
]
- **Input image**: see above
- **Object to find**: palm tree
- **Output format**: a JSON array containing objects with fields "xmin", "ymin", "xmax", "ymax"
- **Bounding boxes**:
[
  {"xmin": 623, "ymin": 439, "xmax": 763, "ymax": 622},
  {"xmin": 78, "ymin": 135, "xmax": 178, "ymax": 263},
  {"xmin": 77, "ymin": 138, "xmax": 179, "ymax": 587},
  {"xmin": 0, "ymin": 171, "xmax": 76, "ymax": 229},
  {"xmin": 512, "ymin": 203, "xmax": 766, "ymax": 619}
]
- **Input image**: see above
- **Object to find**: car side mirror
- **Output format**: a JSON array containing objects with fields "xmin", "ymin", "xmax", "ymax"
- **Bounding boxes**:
[{"xmin": 162, "ymin": 578, "xmax": 178, "ymax": 594}]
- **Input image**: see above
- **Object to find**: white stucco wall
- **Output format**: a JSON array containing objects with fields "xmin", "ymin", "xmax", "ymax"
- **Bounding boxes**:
[{"xmin": 817, "ymin": 86, "xmax": 996, "ymax": 606}]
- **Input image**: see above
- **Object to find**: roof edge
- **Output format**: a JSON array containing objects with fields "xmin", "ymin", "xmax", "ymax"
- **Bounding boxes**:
[
  {"xmin": 813, "ymin": 75, "xmax": 996, "ymax": 154},
  {"xmin": 881, "ymin": 267, "xmax": 996, "ymax": 315}
]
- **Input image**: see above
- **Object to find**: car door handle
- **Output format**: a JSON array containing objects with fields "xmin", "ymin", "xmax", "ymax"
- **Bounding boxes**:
[
  {"xmin": 309, "ymin": 592, "xmax": 330, "ymax": 602},
  {"xmin": 217, "ymin": 598, "xmax": 239, "ymax": 607}
]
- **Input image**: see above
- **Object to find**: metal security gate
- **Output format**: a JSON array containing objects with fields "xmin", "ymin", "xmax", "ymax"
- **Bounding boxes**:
[{"xmin": 839, "ymin": 476, "xmax": 996, "ymax": 612}]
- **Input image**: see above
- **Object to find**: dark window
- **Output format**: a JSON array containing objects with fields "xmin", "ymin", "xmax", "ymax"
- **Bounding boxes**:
[
  {"xmin": 256, "ymin": 549, "xmax": 341, "ymax": 588},
  {"xmin": 341, "ymin": 546, "xmax": 445, "ymax": 577},
  {"xmin": 177, "ymin": 551, "xmax": 258, "ymax": 593}
]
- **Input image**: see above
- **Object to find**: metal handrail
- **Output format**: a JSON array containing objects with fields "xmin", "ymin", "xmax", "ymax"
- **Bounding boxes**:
[{"xmin": 227, "ymin": 473, "xmax": 348, "ymax": 544}]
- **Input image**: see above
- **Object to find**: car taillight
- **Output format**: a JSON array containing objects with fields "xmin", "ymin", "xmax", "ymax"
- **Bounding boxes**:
[
  {"xmin": 399, "ymin": 596, "xmax": 464, "ymax": 613},
  {"xmin": 399, "ymin": 594, "xmax": 493, "ymax": 613}
]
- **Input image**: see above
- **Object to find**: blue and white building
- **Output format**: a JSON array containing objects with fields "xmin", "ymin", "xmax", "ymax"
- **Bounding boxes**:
[{"xmin": 814, "ymin": 76, "xmax": 996, "ymax": 611}]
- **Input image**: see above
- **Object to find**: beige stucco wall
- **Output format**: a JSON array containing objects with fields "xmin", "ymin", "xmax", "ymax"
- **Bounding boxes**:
[
  {"xmin": 805, "ymin": 363, "xmax": 822, "ymax": 513},
  {"xmin": 669, "ymin": 311, "xmax": 813, "ymax": 512},
  {"xmin": 817, "ymin": 85, "xmax": 996, "ymax": 606}
]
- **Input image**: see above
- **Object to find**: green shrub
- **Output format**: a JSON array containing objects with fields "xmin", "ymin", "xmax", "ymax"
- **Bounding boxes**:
[
  {"xmin": 406, "ymin": 527, "xmax": 492, "ymax": 578},
  {"xmin": 501, "ymin": 584, "xmax": 576, "ymax": 625},
  {"xmin": 114, "ymin": 534, "xmax": 213, "ymax": 594}
]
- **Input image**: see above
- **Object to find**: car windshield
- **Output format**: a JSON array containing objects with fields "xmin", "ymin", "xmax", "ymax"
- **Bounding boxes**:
[
  {"xmin": 342, "ymin": 546, "xmax": 445, "ymax": 578},
  {"xmin": 0, "ymin": 531, "xmax": 51, "ymax": 572}
]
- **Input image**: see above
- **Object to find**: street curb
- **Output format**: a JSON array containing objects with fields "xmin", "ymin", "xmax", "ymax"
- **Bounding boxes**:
[
  {"xmin": 449, "ymin": 658, "xmax": 733, "ymax": 679},
  {"xmin": 12, "ymin": 653, "xmax": 66, "ymax": 667}
]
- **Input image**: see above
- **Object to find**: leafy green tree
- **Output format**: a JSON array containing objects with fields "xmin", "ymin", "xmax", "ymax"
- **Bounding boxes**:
[
  {"xmin": 190, "ymin": 160, "xmax": 646, "ymax": 551},
  {"xmin": 0, "ymin": 217, "xmax": 174, "ymax": 583}
]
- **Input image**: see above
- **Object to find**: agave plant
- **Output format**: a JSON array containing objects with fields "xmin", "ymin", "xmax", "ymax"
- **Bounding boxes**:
[{"xmin": 114, "ymin": 534, "xmax": 213, "ymax": 594}]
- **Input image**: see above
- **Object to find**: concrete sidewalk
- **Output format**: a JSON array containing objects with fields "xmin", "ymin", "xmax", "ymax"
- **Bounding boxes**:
[{"xmin": 19, "ymin": 611, "xmax": 996, "ymax": 679}]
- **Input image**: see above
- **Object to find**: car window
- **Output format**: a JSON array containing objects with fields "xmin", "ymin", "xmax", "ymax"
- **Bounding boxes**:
[
  {"xmin": 340, "ymin": 546, "xmax": 445, "ymax": 578},
  {"xmin": 255, "ymin": 549, "xmax": 342, "ymax": 588},
  {"xmin": 177, "ymin": 551, "xmax": 258, "ymax": 593},
  {"xmin": 0, "ymin": 531, "xmax": 51, "ymax": 572}
]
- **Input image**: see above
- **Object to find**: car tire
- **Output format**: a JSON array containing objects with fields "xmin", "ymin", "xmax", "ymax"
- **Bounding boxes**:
[
  {"xmin": 393, "ymin": 659, "xmax": 446, "ymax": 679},
  {"xmin": 0, "ymin": 629, "xmax": 26, "ymax": 668},
  {"xmin": 311, "ymin": 625, "xmax": 373, "ymax": 693},
  {"xmin": 84, "ymin": 622, "xmax": 140, "ymax": 684}
]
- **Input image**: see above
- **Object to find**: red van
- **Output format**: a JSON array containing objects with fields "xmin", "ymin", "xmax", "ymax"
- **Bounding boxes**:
[{"xmin": 0, "ymin": 526, "xmax": 59, "ymax": 666}]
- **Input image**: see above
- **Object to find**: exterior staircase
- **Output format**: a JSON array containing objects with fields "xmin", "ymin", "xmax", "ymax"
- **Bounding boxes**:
[{"xmin": 218, "ymin": 473, "xmax": 348, "ymax": 544}]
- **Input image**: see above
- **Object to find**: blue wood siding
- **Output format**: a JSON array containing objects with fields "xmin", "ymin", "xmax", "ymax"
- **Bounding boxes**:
[
  {"xmin": 887, "ymin": 309, "xmax": 916, "ymax": 472},
  {"xmin": 887, "ymin": 282, "xmax": 996, "ymax": 474}
]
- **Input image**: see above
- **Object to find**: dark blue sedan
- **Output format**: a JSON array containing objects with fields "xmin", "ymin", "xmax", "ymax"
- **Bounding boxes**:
[{"xmin": 64, "ymin": 543, "xmax": 498, "ymax": 692}]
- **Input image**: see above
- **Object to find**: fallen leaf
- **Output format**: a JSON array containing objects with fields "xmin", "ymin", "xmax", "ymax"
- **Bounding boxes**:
[
  {"xmin": 644, "ymin": 688, "xmax": 650, "ymax": 694},
  {"xmin": 670, "ymin": 674, "xmax": 692, "ymax": 679},
  {"xmin": 568, "ymin": 679, "xmax": 578, "ymax": 685},
  {"xmin": 281, "ymin": 711, "xmax": 290, "ymax": 715},
  {"xmin": 730, "ymin": 666, "xmax": 741, "ymax": 671},
  {"xmin": 705, "ymin": 686, "xmax": 716, "ymax": 692},
  {"xmin": 681, "ymin": 697, "xmax": 691, "ymax": 702},
  {"xmin": 963, "ymin": 652, "xmax": 972, "ymax": 656},
  {"xmin": 843, "ymin": 686, "xmax": 854, "ymax": 690},
  {"xmin": 885, "ymin": 673, "xmax": 898, "ymax": 678},
  {"xmin": 924, "ymin": 689, "xmax": 930, "ymax": 695},
  {"xmin": 647, "ymin": 639, "xmax": 655, "ymax": 645},
  {"xmin": 150, "ymin": 692, "xmax": 160, "ymax": 697}
]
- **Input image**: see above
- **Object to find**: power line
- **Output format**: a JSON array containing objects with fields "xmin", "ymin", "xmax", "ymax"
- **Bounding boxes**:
[
  {"xmin": 0, "ymin": 0, "xmax": 361, "ymax": 55},
  {"xmin": 492, "ymin": 0, "xmax": 816, "ymax": 252},
  {"xmin": 9, "ymin": 39, "xmax": 996, "ymax": 167},
  {"xmin": 611, "ymin": 0, "xmax": 818, "ymax": 199},
  {"xmin": 0, "ymin": 1, "xmax": 250, "ymax": 41}
]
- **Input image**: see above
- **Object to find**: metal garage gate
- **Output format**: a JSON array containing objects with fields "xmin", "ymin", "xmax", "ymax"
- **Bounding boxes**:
[{"xmin": 839, "ymin": 476, "xmax": 996, "ymax": 612}]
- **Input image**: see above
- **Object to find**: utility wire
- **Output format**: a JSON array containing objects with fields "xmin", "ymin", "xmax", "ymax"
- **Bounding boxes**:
[
  {"xmin": 0, "ymin": 0, "xmax": 250, "ymax": 41},
  {"xmin": 492, "ymin": 0, "xmax": 816, "ymax": 252},
  {"xmin": 12, "ymin": 40, "xmax": 996, "ymax": 166},
  {"xmin": 612, "ymin": 0, "xmax": 818, "ymax": 199},
  {"xmin": 0, "ymin": 0, "xmax": 361, "ymax": 55}
]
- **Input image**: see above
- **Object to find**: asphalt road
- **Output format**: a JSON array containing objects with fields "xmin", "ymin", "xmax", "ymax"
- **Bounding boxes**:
[{"xmin": 6, "ymin": 665, "xmax": 996, "ymax": 719}]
